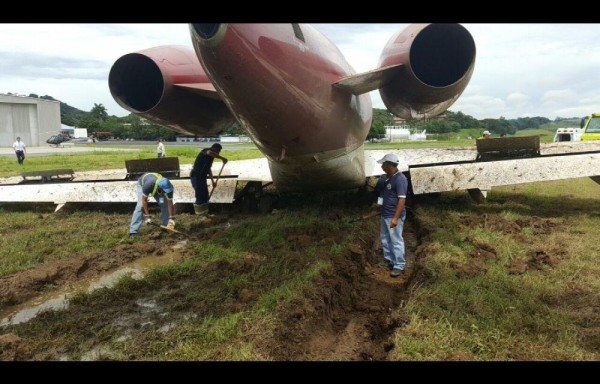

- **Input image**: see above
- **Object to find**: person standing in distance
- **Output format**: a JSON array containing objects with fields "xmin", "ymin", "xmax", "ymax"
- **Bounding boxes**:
[
  {"xmin": 376, "ymin": 153, "xmax": 408, "ymax": 277},
  {"xmin": 190, "ymin": 143, "xmax": 228, "ymax": 209},
  {"xmin": 156, "ymin": 138, "xmax": 166, "ymax": 158},
  {"xmin": 129, "ymin": 172, "xmax": 175, "ymax": 236},
  {"xmin": 13, "ymin": 136, "xmax": 26, "ymax": 165}
]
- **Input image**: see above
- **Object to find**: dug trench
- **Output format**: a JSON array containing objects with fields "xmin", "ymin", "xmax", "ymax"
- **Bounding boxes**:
[{"xmin": 0, "ymin": 191, "xmax": 421, "ymax": 361}]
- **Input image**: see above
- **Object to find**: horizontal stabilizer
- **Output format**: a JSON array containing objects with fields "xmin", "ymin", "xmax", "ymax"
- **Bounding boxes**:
[
  {"xmin": 175, "ymin": 83, "xmax": 221, "ymax": 100},
  {"xmin": 332, "ymin": 64, "xmax": 403, "ymax": 95}
]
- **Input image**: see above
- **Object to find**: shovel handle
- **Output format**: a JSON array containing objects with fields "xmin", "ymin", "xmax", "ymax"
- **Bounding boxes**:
[{"xmin": 208, "ymin": 162, "xmax": 226, "ymax": 200}]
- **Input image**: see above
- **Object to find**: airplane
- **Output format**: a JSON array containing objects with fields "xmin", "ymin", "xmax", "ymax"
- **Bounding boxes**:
[
  {"xmin": 108, "ymin": 23, "xmax": 476, "ymax": 192},
  {"xmin": 46, "ymin": 134, "xmax": 72, "ymax": 147}
]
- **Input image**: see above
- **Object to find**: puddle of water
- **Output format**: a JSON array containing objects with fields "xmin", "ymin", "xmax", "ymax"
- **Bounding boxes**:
[{"xmin": 0, "ymin": 241, "xmax": 187, "ymax": 327}]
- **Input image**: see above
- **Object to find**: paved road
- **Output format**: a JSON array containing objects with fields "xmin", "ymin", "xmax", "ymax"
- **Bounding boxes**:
[{"xmin": 0, "ymin": 141, "xmax": 258, "ymax": 157}]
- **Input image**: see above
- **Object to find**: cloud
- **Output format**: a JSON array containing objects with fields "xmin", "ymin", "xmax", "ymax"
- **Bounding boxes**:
[
  {"xmin": 0, "ymin": 52, "xmax": 106, "ymax": 80},
  {"xmin": 541, "ymin": 89, "xmax": 578, "ymax": 106},
  {"xmin": 451, "ymin": 94, "xmax": 507, "ymax": 119},
  {"xmin": 506, "ymin": 92, "xmax": 530, "ymax": 106}
]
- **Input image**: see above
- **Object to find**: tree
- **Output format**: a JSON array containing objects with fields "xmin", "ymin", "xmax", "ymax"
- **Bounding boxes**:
[
  {"xmin": 369, "ymin": 108, "xmax": 394, "ymax": 140},
  {"xmin": 421, "ymin": 119, "xmax": 461, "ymax": 134},
  {"xmin": 446, "ymin": 110, "xmax": 479, "ymax": 129},
  {"xmin": 90, "ymin": 103, "xmax": 108, "ymax": 123},
  {"xmin": 224, "ymin": 121, "xmax": 244, "ymax": 135}
]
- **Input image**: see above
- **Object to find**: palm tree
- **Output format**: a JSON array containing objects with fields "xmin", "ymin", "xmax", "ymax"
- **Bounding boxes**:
[{"xmin": 91, "ymin": 103, "xmax": 108, "ymax": 122}]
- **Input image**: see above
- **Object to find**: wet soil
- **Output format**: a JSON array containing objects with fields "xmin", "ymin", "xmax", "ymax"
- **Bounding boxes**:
[{"xmin": 0, "ymin": 203, "xmax": 418, "ymax": 361}]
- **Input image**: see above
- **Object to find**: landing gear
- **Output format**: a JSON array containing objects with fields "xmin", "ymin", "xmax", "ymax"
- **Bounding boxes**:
[{"xmin": 235, "ymin": 181, "xmax": 274, "ymax": 213}]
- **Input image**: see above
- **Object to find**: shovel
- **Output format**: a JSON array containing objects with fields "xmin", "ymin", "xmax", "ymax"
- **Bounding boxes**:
[
  {"xmin": 208, "ymin": 161, "xmax": 226, "ymax": 201},
  {"xmin": 147, "ymin": 221, "xmax": 189, "ymax": 236},
  {"xmin": 194, "ymin": 162, "xmax": 226, "ymax": 215}
]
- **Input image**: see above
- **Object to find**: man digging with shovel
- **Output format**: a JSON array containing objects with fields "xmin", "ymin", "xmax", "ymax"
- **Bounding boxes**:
[
  {"xmin": 191, "ymin": 143, "xmax": 228, "ymax": 216},
  {"xmin": 129, "ymin": 172, "xmax": 176, "ymax": 236}
]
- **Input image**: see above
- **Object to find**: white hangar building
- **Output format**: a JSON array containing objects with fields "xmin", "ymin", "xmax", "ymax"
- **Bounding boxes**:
[{"xmin": 0, "ymin": 94, "xmax": 61, "ymax": 147}]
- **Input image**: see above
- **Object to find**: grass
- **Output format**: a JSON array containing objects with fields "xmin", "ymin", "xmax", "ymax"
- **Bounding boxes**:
[
  {"xmin": 1, "ymin": 198, "xmax": 344, "ymax": 360},
  {"xmin": 390, "ymin": 178, "xmax": 600, "ymax": 361},
  {"xmin": 0, "ymin": 210, "xmax": 133, "ymax": 277},
  {"xmin": 0, "ymin": 145, "xmax": 264, "ymax": 178}
]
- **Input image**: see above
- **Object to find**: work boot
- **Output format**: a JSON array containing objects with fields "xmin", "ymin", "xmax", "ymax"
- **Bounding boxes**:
[
  {"xmin": 390, "ymin": 269, "xmax": 404, "ymax": 277},
  {"xmin": 194, "ymin": 203, "xmax": 209, "ymax": 215},
  {"xmin": 377, "ymin": 261, "xmax": 393, "ymax": 270}
]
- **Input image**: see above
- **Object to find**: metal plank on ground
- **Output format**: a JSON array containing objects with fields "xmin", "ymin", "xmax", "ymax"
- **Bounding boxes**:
[
  {"xmin": 0, "ymin": 179, "xmax": 237, "ymax": 205},
  {"xmin": 410, "ymin": 152, "xmax": 600, "ymax": 195}
]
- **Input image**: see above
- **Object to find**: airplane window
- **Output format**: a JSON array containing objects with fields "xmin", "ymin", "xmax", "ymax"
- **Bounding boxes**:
[{"xmin": 292, "ymin": 24, "xmax": 305, "ymax": 42}]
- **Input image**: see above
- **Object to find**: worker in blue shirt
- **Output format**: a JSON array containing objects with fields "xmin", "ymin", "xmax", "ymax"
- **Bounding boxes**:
[{"xmin": 129, "ymin": 172, "xmax": 175, "ymax": 236}]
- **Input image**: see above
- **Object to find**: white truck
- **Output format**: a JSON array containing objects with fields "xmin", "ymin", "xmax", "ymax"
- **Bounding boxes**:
[
  {"xmin": 554, "ymin": 113, "xmax": 600, "ymax": 142},
  {"xmin": 553, "ymin": 127, "xmax": 584, "ymax": 142}
]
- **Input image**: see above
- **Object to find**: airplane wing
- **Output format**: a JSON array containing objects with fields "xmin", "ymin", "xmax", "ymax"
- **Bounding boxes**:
[
  {"xmin": 174, "ymin": 83, "xmax": 222, "ymax": 101},
  {"xmin": 332, "ymin": 64, "xmax": 403, "ymax": 95}
]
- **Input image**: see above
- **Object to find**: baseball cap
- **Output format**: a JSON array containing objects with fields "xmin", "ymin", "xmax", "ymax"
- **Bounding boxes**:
[
  {"xmin": 158, "ymin": 178, "xmax": 173, "ymax": 194},
  {"xmin": 376, "ymin": 153, "xmax": 400, "ymax": 164}
]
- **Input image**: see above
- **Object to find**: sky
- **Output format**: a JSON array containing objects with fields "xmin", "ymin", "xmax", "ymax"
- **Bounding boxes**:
[{"xmin": 1, "ymin": 23, "xmax": 599, "ymax": 120}]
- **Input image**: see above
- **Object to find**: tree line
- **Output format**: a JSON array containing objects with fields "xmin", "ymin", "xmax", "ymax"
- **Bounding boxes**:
[
  {"xmin": 25, "ymin": 94, "xmax": 568, "ymax": 141},
  {"xmin": 368, "ymin": 109, "xmax": 558, "ymax": 139}
]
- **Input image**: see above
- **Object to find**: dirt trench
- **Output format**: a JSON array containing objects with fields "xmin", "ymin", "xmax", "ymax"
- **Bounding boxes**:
[{"xmin": 263, "ymin": 222, "xmax": 418, "ymax": 361}]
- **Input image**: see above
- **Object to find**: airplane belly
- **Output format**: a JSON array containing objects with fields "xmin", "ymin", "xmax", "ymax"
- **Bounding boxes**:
[{"xmin": 268, "ymin": 144, "xmax": 366, "ymax": 191}]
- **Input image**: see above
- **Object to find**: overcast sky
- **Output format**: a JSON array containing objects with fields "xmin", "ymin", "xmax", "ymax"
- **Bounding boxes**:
[{"xmin": 1, "ymin": 23, "xmax": 599, "ymax": 120}]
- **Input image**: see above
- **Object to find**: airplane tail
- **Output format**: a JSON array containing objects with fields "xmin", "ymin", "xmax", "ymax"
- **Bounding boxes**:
[
  {"xmin": 108, "ymin": 46, "xmax": 235, "ymax": 136},
  {"xmin": 334, "ymin": 23, "xmax": 476, "ymax": 120}
]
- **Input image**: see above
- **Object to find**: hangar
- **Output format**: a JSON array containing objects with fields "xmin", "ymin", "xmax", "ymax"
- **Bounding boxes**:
[{"xmin": 0, "ymin": 94, "xmax": 61, "ymax": 147}]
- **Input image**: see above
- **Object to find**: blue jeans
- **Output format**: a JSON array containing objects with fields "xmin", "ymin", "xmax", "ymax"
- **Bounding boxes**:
[
  {"xmin": 190, "ymin": 174, "xmax": 209, "ymax": 205},
  {"xmin": 16, "ymin": 150, "xmax": 25, "ymax": 164},
  {"xmin": 129, "ymin": 183, "xmax": 170, "ymax": 234},
  {"xmin": 380, "ymin": 215, "xmax": 406, "ymax": 271}
]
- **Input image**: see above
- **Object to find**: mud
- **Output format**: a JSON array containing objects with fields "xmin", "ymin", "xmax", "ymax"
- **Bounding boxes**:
[{"xmin": 0, "ymin": 202, "xmax": 418, "ymax": 361}]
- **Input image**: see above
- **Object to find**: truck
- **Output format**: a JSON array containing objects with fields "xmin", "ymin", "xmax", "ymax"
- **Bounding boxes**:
[
  {"xmin": 553, "ymin": 113, "xmax": 600, "ymax": 142},
  {"xmin": 581, "ymin": 113, "xmax": 600, "ymax": 141}
]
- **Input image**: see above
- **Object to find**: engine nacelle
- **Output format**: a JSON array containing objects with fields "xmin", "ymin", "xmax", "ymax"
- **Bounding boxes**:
[
  {"xmin": 109, "ymin": 46, "xmax": 234, "ymax": 136},
  {"xmin": 378, "ymin": 23, "xmax": 476, "ymax": 120}
]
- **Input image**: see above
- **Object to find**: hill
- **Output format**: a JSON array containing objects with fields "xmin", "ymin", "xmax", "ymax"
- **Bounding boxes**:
[{"xmin": 35, "ymin": 95, "xmax": 90, "ymax": 126}]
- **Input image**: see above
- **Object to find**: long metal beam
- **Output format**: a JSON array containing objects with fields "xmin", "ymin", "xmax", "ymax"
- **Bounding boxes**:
[
  {"xmin": 410, "ymin": 152, "xmax": 600, "ymax": 195},
  {"xmin": 0, "ymin": 179, "xmax": 237, "ymax": 206}
]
